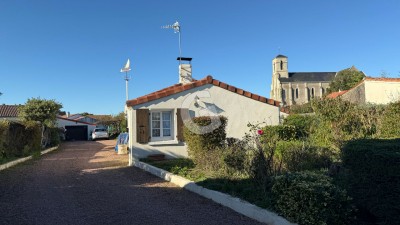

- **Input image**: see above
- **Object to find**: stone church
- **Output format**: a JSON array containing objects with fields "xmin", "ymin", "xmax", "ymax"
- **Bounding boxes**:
[{"xmin": 270, "ymin": 55, "xmax": 336, "ymax": 106}]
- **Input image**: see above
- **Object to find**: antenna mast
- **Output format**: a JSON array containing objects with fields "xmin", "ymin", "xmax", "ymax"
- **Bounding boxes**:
[
  {"xmin": 120, "ymin": 59, "xmax": 131, "ymax": 101},
  {"xmin": 162, "ymin": 21, "xmax": 182, "ymax": 65}
]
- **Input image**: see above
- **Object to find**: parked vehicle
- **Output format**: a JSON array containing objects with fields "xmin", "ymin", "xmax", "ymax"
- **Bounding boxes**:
[{"xmin": 92, "ymin": 128, "xmax": 109, "ymax": 140}]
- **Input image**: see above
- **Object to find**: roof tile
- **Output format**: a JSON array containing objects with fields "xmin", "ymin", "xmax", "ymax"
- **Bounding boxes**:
[
  {"xmin": 219, "ymin": 82, "xmax": 228, "ymax": 89},
  {"xmin": 126, "ymin": 75, "xmax": 283, "ymax": 110},
  {"xmin": 244, "ymin": 91, "xmax": 252, "ymax": 98},
  {"xmin": 0, "ymin": 105, "xmax": 20, "ymax": 117}
]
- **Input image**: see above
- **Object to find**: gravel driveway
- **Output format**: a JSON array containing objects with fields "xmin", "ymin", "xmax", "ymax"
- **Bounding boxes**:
[{"xmin": 0, "ymin": 140, "xmax": 264, "ymax": 225}]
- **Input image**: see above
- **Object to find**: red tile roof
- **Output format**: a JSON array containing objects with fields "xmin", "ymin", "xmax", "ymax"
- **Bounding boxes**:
[
  {"xmin": 326, "ymin": 90, "xmax": 349, "ymax": 99},
  {"xmin": 126, "ymin": 75, "xmax": 289, "ymax": 113},
  {"xmin": 365, "ymin": 77, "xmax": 400, "ymax": 82},
  {"xmin": 0, "ymin": 105, "xmax": 20, "ymax": 117}
]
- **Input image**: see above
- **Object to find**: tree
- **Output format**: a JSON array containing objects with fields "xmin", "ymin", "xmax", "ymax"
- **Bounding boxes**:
[
  {"xmin": 19, "ymin": 98, "xmax": 63, "ymax": 147},
  {"xmin": 328, "ymin": 66, "xmax": 365, "ymax": 93}
]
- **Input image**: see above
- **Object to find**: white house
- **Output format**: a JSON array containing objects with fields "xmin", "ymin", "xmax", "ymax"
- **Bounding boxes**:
[
  {"xmin": 56, "ymin": 117, "xmax": 96, "ymax": 141},
  {"xmin": 328, "ymin": 77, "xmax": 400, "ymax": 104},
  {"xmin": 126, "ymin": 59, "xmax": 287, "ymax": 163}
]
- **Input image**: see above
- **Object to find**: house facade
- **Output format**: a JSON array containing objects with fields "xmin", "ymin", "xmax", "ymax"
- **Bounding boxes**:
[
  {"xmin": 126, "ymin": 71, "xmax": 287, "ymax": 163},
  {"xmin": 329, "ymin": 77, "xmax": 400, "ymax": 104},
  {"xmin": 56, "ymin": 117, "xmax": 96, "ymax": 141},
  {"xmin": 270, "ymin": 55, "xmax": 336, "ymax": 106}
]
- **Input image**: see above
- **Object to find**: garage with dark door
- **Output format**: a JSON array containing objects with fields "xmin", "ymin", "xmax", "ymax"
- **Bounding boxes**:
[
  {"xmin": 56, "ymin": 117, "xmax": 97, "ymax": 141},
  {"xmin": 65, "ymin": 125, "xmax": 88, "ymax": 141}
]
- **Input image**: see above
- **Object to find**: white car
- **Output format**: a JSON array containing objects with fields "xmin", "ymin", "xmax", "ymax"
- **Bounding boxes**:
[{"xmin": 92, "ymin": 128, "xmax": 109, "ymax": 140}]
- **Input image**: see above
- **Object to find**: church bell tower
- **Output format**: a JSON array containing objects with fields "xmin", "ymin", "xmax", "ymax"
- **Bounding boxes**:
[{"xmin": 270, "ymin": 55, "xmax": 288, "ymax": 101}]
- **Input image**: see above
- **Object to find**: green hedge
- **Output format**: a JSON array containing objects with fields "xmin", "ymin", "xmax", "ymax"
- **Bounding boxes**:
[
  {"xmin": 183, "ymin": 116, "xmax": 227, "ymax": 170},
  {"xmin": 275, "ymin": 140, "xmax": 333, "ymax": 172},
  {"xmin": 379, "ymin": 101, "xmax": 400, "ymax": 138},
  {"xmin": 0, "ymin": 121, "xmax": 41, "ymax": 159},
  {"xmin": 342, "ymin": 139, "xmax": 400, "ymax": 225},
  {"xmin": 272, "ymin": 171, "xmax": 354, "ymax": 225},
  {"xmin": 283, "ymin": 114, "xmax": 314, "ymax": 139}
]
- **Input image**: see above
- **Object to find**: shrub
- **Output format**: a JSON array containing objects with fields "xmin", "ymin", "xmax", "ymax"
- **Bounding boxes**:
[
  {"xmin": 260, "ymin": 125, "xmax": 297, "ymax": 147},
  {"xmin": 289, "ymin": 101, "xmax": 314, "ymax": 114},
  {"xmin": 283, "ymin": 114, "xmax": 314, "ymax": 139},
  {"xmin": 341, "ymin": 139, "xmax": 400, "ymax": 225},
  {"xmin": 272, "ymin": 171, "xmax": 354, "ymax": 225},
  {"xmin": 183, "ymin": 116, "xmax": 227, "ymax": 170},
  {"xmin": 379, "ymin": 101, "xmax": 400, "ymax": 138},
  {"xmin": 274, "ymin": 140, "xmax": 333, "ymax": 173},
  {"xmin": 0, "ymin": 121, "xmax": 41, "ymax": 159},
  {"xmin": 47, "ymin": 127, "xmax": 61, "ymax": 147},
  {"xmin": 0, "ymin": 120, "xmax": 10, "ymax": 158},
  {"xmin": 223, "ymin": 138, "xmax": 247, "ymax": 175}
]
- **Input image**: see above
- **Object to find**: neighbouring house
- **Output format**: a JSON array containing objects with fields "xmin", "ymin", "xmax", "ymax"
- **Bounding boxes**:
[
  {"xmin": 56, "ymin": 117, "xmax": 96, "ymax": 141},
  {"xmin": 0, "ymin": 104, "xmax": 21, "ymax": 121},
  {"xmin": 68, "ymin": 114, "xmax": 112, "ymax": 129},
  {"xmin": 269, "ymin": 55, "xmax": 364, "ymax": 106},
  {"xmin": 0, "ymin": 104, "xmax": 96, "ymax": 140},
  {"xmin": 126, "ymin": 58, "xmax": 287, "ymax": 162},
  {"xmin": 327, "ymin": 77, "xmax": 400, "ymax": 104}
]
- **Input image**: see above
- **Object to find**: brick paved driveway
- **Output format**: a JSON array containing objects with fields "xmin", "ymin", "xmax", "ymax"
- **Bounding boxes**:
[{"xmin": 0, "ymin": 140, "xmax": 263, "ymax": 225}]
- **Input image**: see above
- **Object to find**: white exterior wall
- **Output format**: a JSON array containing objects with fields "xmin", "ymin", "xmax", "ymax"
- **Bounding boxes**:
[
  {"xmin": 364, "ymin": 80, "xmax": 400, "ymax": 104},
  {"xmin": 127, "ymin": 84, "xmax": 281, "ymax": 161},
  {"xmin": 56, "ymin": 118, "xmax": 96, "ymax": 140}
]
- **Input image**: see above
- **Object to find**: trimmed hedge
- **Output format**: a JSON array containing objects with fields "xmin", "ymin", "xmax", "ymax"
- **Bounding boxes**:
[
  {"xmin": 342, "ymin": 139, "xmax": 400, "ymax": 225},
  {"xmin": 272, "ymin": 171, "xmax": 354, "ymax": 225},
  {"xmin": 0, "ymin": 121, "xmax": 42, "ymax": 159}
]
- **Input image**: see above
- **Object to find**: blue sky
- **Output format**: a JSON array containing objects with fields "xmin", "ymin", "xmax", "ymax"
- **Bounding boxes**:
[{"xmin": 1, "ymin": 0, "xmax": 399, "ymax": 115}]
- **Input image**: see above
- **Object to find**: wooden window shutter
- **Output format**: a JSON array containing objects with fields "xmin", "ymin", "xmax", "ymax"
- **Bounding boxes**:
[
  {"xmin": 176, "ymin": 108, "xmax": 189, "ymax": 142},
  {"xmin": 136, "ymin": 109, "xmax": 149, "ymax": 144}
]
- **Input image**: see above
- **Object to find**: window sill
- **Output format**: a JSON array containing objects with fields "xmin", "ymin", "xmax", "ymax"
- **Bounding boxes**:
[{"xmin": 148, "ymin": 140, "xmax": 180, "ymax": 146}]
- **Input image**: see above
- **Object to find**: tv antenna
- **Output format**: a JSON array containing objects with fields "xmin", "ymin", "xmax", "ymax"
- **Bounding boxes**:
[
  {"xmin": 120, "ymin": 59, "xmax": 131, "ymax": 101},
  {"xmin": 162, "ymin": 21, "xmax": 182, "ymax": 65}
]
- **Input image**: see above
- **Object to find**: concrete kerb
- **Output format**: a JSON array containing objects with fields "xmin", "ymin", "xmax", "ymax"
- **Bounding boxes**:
[
  {"xmin": 133, "ymin": 160, "xmax": 296, "ymax": 225},
  {"xmin": 0, "ymin": 146, "xmax": 59, "ymax": 171}
]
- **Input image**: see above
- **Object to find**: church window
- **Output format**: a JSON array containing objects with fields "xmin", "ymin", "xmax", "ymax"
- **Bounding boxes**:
[
  {"xmin": 295, "ymin": 88, "xmax": 299, "ymax": 99},
  {"xmin": 321, "ymin": 88, "xmax": 325, "ymax": 95},
  {"xmin": 280, "ymin": 61, "xmax": 283, "ymax": 70},
  {"xmin": 282, "ymin": 89, "xmax": 286, "ymax": 102},
  {"xmin": 311, "ymin": 88, "xmax": 315, "ymax": 98}
]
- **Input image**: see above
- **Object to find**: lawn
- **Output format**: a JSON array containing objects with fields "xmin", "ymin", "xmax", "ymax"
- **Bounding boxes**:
[{"xmin": 141, "ymin": 158, "xmax": 274, "ymax": 209}]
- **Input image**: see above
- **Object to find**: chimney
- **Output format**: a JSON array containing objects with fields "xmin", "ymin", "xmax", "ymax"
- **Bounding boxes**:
[{"xmin": 177, "ymin": 57, "xmax": 193, "ymax": 84}]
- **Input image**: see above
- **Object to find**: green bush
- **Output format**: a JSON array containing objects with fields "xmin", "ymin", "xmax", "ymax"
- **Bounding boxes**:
[
  {"xmin": 183, "ymin": 116, "xmax": 227, "ymax": 170},
  {"xmin": 0, "ymin": 121, "xmax": 41, "ymax": 159},
  {"xmin": 379, "ymin": 101, "xmax": 400, "ymax": 138},
  {"xmin": 272, "ymin": 171, "xmax": 354, "ymax": 225},
  {"xmin": 260, "ymin": 125, "xmax": 297, "ymax": 147},
  {"xmin": 274, "ymin": 140, "xmax": 333, "ymax": 173},
  {"xmin": 47, "ymin": 127, "xmax": 61, "ymax": 147},
  {"xmin": 283, "ymin": 114, "xmax": 314, "ymax": 139},
  {"xmin": 0, "ymin": 120, "xmax": 10, "ymax": 158},
  {"xmin": 341, "ymin": 139, "xmax": 400, "ymax": 225},
  {"xmin": 222, "ymin": 139, "xmax": 247, "ymax": 175}
]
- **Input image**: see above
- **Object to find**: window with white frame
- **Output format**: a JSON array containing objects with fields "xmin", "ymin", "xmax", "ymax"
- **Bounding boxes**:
[{"xmin": 151, "ymin": 110, "xmax": 173, "ymax": 141}]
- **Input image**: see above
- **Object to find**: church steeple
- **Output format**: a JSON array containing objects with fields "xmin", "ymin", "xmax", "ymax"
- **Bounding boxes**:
[
  {"xmin": 270, "ymin": 55, "xmax": 289, "ymax": 103},
  {"xmin": 272, "ymin": 55, "xmax": 288, "ymax": 78}
]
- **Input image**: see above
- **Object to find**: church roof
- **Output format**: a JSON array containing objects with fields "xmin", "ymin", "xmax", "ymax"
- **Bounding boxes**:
[
  {"xmin": 279, "ymin": 72, "xmax": 336, "ymax": 82},
  {"xmin": 275, "ymin": 54, "xmax": 287, "ymax": 58}
]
